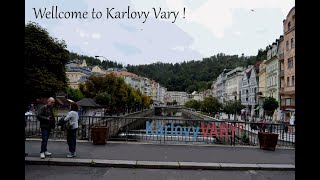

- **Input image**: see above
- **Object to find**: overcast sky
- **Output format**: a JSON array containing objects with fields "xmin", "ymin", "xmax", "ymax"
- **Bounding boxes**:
[{"xmin": 26, "ymin": 0, "xmax": 295, "ymax": 66}]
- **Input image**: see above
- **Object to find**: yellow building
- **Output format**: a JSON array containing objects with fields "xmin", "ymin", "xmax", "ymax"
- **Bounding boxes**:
[
  {"xmin": 66, "ymin": 71, "xmax": 87, "ymax": 89},
  {"xmin": 257, "ymin": 60, "xmax": 267, "ymax": 117}
]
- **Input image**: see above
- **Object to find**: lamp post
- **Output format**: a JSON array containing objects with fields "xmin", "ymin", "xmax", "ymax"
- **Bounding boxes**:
[
  {"xmin": 234, "ymin": 95, "xmax": 237, "ymax": 120},
  {"xmin": 95, "ymin": 55, "xmax": 108, "ymax": 60}
]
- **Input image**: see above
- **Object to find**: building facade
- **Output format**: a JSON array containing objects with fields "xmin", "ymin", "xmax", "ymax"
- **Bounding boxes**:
[
  {"xmin": 240, "ymin": 65, "xmax": 259, "ymax": 115},
  {"xmin": 224, "ymin": 67, "xmax": 245, "ymax": 102},
  {"xmin": 165, "ymin": 91, "xmax": 188, "ymax": 105},
  {"xmin": 214, "ymin": 69, "xmax": 231, "ymax": 103},
  {"xmin": 266, "ymin": 42, "xmax": 280, "ymax": 103},
  {"xmin": 257, "ymin": 60, "xmax": 267, "ymax": 117},
  {"xmin": 280, "ymin": 6, "xmax": 295, "ymax": 111}
]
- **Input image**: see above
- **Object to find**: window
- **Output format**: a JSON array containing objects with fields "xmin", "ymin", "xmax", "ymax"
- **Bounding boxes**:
[
  {"xmin": 291, "ymin": 38, "xmax": 294, "ymax": 48},
  {"xmin": 285, "ymin": 98, "xmax": 291, "ymax": 106},
  {"xmin": 287, "ymin": 77, "xmax": 290, "ymax": 86},
  {"xmin": 288, "ymin": 22, "xmax": 291, "ymax": 30},
  {"xmin": 292, "ymin": 76, "xmax": 295, "ymax": 86},
  {"xmin": 286, "ymin": 41, "xmax": 289, "ymax": 51},
  {"xmin": 288, "ymin": 58, "xmax": 294, "ymax": 68}
]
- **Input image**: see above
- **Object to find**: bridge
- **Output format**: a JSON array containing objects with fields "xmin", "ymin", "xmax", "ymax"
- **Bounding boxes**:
[{"xmin": 25, "ymin": 107, "xmax": 295, "ymax": 147}]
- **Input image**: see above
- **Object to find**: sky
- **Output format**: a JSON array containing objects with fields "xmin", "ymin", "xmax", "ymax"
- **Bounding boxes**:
[{"xmin": 26, "ymin": 0, "xmax": 295, "ymax": 66}]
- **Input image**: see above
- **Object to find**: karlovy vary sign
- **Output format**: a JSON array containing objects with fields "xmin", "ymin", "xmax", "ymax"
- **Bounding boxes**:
[{"xmin": 146, "ymin": 120, "xmax": 244, "ymax": 141}]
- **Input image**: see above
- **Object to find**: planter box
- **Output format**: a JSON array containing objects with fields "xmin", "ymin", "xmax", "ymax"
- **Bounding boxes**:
[
  {"xmin": 91, "ymin": 126, "xmax": 109, "ymax": 145},
  {"xmin": 258, "ymin": 132, "xmax": 278, "ymax": 151}
]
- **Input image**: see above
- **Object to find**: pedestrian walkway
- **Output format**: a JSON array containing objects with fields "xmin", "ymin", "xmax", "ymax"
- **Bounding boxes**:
[{"xmin": 25, "ymin": 139, "xmax": 295, "ymax": 170}]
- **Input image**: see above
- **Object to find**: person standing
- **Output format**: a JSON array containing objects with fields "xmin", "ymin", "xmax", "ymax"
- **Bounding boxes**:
[
  {"xmin": 63, "ymin": 102, "xmax": 79, "ymax": 158},
  {"xmin": 37, "ymin": 97, "xmax": 56, "ymax": 159}
]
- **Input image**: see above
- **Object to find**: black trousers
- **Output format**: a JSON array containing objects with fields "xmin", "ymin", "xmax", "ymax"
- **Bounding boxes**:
[{"xmin": 67, "ymin": 128, "xmax": 77, "ymax": 153}]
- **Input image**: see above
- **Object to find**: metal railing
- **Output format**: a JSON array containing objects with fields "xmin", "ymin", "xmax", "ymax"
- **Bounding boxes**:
[{"xmin": 25, "ymin": 115, "xmax": 295, "ymax": 147}]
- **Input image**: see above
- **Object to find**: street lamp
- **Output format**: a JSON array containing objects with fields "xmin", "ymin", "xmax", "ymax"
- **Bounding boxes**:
[
  {"xmin": 234, "ymin": 95, "xmax": 237, "ymax": 120},
  {"xmin": 95, "ymin": 55, "xmax": 108, "ymax": 61}
]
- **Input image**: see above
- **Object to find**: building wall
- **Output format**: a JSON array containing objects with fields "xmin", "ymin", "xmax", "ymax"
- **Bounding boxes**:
[
  {"xmin": 165, "ymin": 91, "xmax": 188, "ymax": 105},
  {"xmin": 265, "ymin": 57, "xmax": 279, "ymax": 102},
  {"xmin": 225, "ymin": 73, "xmax": 244, "ymax": 101},
  {"xmin": 240, "ymin": 66, "xmax": 253, "ymax": 106},
  {"xmin": 91, "ymin": 66, "xmax": 106, "ymax": 74},
  {"xmin": 282, "ymin": 6, "xmax": 295, "ymax": 109},
  {"xmin": 66, "ymin": 71, "xmax": 86, "ymax": 89},
  {"xmin": 258, "ymin": 60, "xmax": 267, "ymax": 98}
]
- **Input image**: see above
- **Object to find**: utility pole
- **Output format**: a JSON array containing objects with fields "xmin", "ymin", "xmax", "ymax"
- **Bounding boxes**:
[{"xmin": 234, "ymin": 95, "xmax": 237, "ymax": 120}]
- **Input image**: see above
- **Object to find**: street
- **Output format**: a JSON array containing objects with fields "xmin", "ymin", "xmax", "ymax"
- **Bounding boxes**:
[{"xmin": 25, "ymin": 165, "xmax": 295, "ymax": 180}]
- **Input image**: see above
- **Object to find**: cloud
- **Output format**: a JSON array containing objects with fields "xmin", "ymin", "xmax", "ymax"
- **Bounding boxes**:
[
  {"xmin": 26, "ymin": 0, "xmax": 295, "ymax": 65},
  {"xmin": 91, "ymin": 33, "xmax": 101, "ymax": 39},
  {"xmin": 234, "ymin": 31, "xmax": 241, "ymax": 36},
  {"xmin": 113, "ymin": 42, "xmax": 142, "ymax": 55}
]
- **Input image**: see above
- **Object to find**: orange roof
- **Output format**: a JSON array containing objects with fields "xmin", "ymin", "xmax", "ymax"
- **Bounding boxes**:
[{"xmin": 112, "ymin": 71, "xmax": 140, "ymax": 78}]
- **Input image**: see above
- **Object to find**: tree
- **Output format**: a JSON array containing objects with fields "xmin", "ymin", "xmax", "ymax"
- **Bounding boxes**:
[
  {"xmin": 184, "ymin": 99, "xmax": 201, "ymax": 110},
  {"xmin": 127, "ymin": 53, "xmax": 259, "ymax": 93},
  {"xmin": 25, "ymin": 22, "xmax": 69, "ymax": 108},
  {"xmin": 223, "ymin": 100, "xmax": 234, "ymax": 119},
  {"xmin": 263, "ymin": 97, "xmax": 279, "ymax": 119},
  {"xmin": 65, "ymin": 87, "xmax": 84, "ymax": 102},
  {"xmin": 95, "ymin": 92, "xmax": 112, "ymax": 106},
  {"xmin": 201, "ymin": 96, "xmax": 222, "ymax": 114}
]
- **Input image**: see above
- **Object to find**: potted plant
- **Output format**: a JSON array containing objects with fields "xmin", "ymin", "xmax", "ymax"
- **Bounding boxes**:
[
  {"xmin": 91, "ymin": 92, "xmax": 111, "ymax": 145},
  {"xmin": 258, "ymin": 97, "xmax": 279, "ymax": 151},
  {"xmin": 91, "ymin": 125, "xmax": 109, "ymax": 145}
]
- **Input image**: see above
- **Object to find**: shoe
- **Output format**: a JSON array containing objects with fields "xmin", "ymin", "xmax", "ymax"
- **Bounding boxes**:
[
  {"xmin": 40, "ymin": 153, "xmax": 45, "ymax": 159},
  {"xmin": 44, "ymin": 151, "xmax": 52, "ymax": 156},
  {"xmin": 66, "ymin": 153, "xmax": 76, "ymax": 158}
]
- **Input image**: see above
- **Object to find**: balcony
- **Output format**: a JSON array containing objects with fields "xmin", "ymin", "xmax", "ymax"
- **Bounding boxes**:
[
  {"xmin": 280, "ymin": 70, "xmax": 284, "ymax": 77},
  {"xmin": 279, "ymin": 53, "xmax": 284, "ymax": 60},
  {"xmin": 279, "ymin": 87, "xmax": 285, "ymax": 95}
]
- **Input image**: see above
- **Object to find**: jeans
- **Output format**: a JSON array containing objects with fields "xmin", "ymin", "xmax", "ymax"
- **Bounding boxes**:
[
  {"xmin": 40, "ymin": 128, "xmax": 51, "ymax": 153},
  {"xmin": 67, "ymin": 128, "xmax": 77, "ymax": 153}
]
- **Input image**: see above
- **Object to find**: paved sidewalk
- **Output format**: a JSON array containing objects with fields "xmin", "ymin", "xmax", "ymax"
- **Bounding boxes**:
[{"xmin": 25, "ymin": 139, "xmax": 294, "ymax": 170}]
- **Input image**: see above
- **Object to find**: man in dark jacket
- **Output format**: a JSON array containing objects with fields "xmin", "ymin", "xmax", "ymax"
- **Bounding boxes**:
[{"xmin": 37, "ymin": 97, "xmax": 56, "ymax": 159}]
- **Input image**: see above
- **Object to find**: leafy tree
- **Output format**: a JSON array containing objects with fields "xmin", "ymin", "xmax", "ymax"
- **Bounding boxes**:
[
  {"xmin": 184, "ymin": 99, "xmax": 201, "ymax": 110},
  {"xmin": 25, "ymin": 22, "xmax": 69, "ymax": 108},
  {"xmin": 223, "ymin": 100, "xmax": 245, "ymax": 119},
  {"xmin": 263, "ymin": 97, "xmax": 279, "ymax": 118},
  {"xmin": 95, "ymin": 92, "xmax": 112, "ymax": 106},
  {"xmin": 69, "ymin": 52, "xmax": 123, "ymax": 69},
  {"xmin": 65, "ymin": 87, "xmax": 84, "ymax": 102},
  {"xmin": 142, "ymin": 94, "xmax": 151, "ymax": 108},
  {"xmin": 127, "ymin": 53, "xmax": 258, "ymax": 93},
  {"xmin": 200, "ymin": 96, "xmax": 222, "ymax": 113}
]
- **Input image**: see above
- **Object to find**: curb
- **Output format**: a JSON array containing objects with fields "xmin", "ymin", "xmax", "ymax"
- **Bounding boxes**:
[
  {"xmin": 25, "ymin": 157, "xmax": 295, "ymax": 171},
  {"xmin": 25, "ymin": 139, "xmax": 295, "ymax": 150}
]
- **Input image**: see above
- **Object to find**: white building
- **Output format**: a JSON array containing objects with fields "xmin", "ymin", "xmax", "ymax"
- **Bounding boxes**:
[
  {"xmin": 224, "ymin": 67, "xmax": 245, "ymax": 102},
  {"xmin": 165, "ymin": 91, "xmax": 188, "ymax": 105},
  {"xmin": 157, "ymin": 85, "xmax": 167, "ymax": 104},
  {"xmin": 240, "ymin": 65, "xmax": 259, "ymax": 115},
  {"xmin": 214, "ymin": 69, "xmax": 232, "ymax": 103}
]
